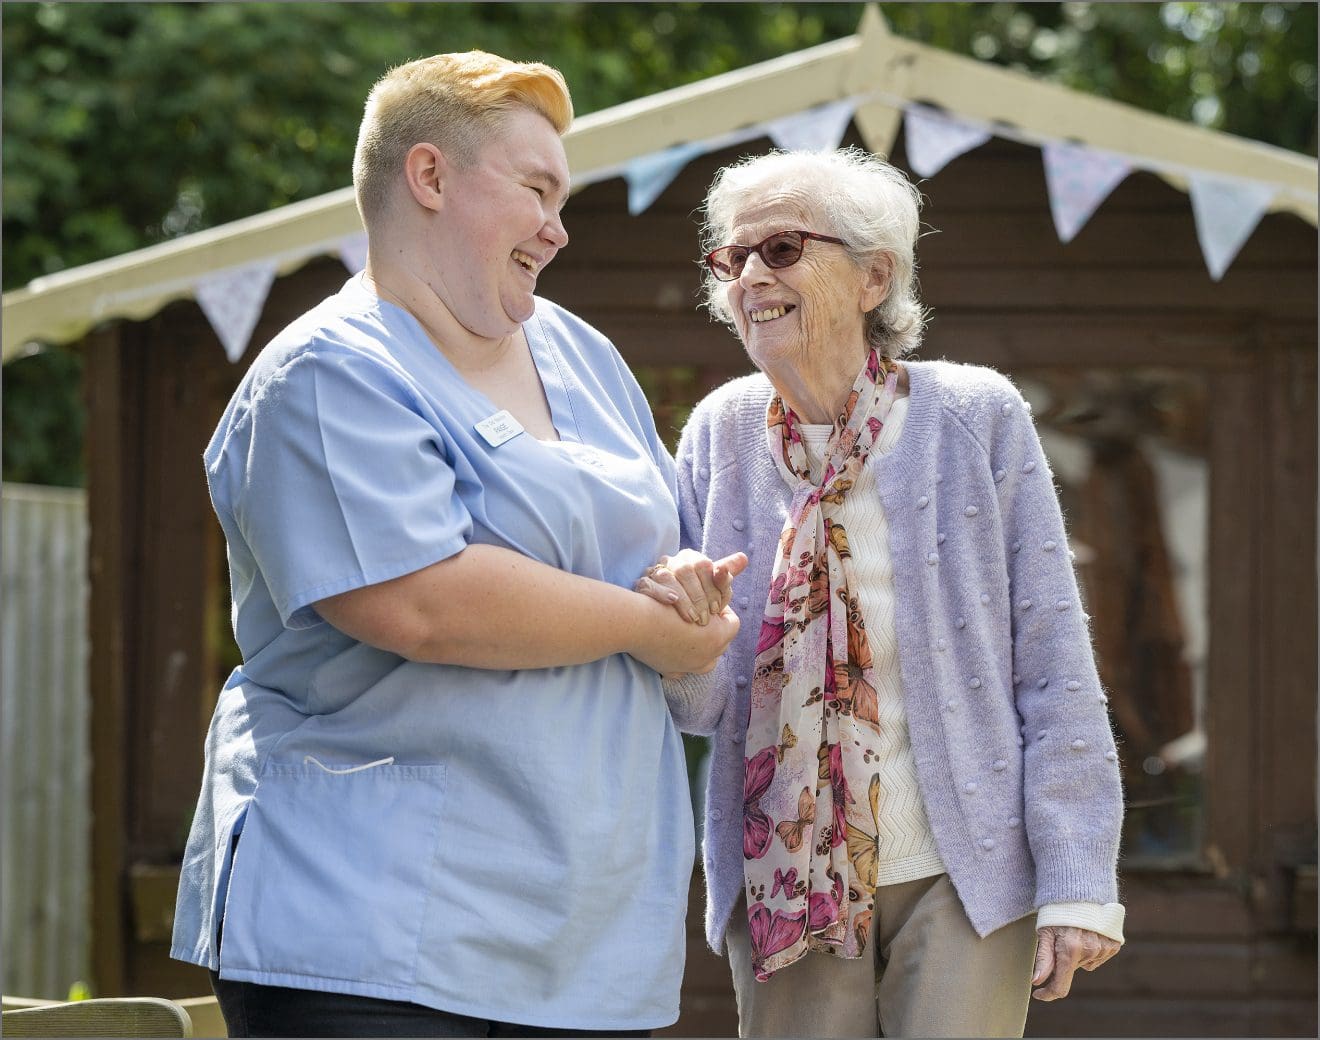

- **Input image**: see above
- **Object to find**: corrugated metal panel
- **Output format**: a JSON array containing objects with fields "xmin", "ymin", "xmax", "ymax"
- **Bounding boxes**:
[{"xmin": 2, "ymin": 482, "xmax": 90, "ymax": 998}]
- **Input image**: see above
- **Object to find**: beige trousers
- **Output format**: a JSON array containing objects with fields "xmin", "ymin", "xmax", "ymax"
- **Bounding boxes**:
[{"xmin": 726, "ymin": 874, "xmax": 1037, "ymax": 1038}]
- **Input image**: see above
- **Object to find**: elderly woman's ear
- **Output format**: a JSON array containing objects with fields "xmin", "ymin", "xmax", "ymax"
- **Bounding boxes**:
[{"xmin": 862, "ymin": 254, "xmax": 893, "ymax": 311}]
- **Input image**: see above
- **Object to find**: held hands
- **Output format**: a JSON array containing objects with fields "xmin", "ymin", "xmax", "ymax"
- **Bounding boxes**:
[
  {"xmin": 1031, "ymin": 926, "xmax": 1121, "ymax": 1001},
  {"xmin": 629, "ymin": 550, "xmax": 749, "ymax": 678},
  {"xmin": 634, "ymin": 549, "xmax": 750, "ymax": 625}
]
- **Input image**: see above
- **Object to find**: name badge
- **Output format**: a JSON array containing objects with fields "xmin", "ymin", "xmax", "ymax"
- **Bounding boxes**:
[{"xmin": 474, "ymin": 409, "xmax": 524, "ymax": 447}]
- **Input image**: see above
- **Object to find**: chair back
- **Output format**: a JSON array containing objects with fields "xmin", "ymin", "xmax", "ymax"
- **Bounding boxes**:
[{"xmin": 1, "ymin": 996, "xmax": 193, "ymax": 1037}]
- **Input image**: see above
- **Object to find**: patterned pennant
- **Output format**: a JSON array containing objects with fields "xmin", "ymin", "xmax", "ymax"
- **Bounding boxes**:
[
  {"xmin": 1188, "ymin": 174, "xmax": 1277, "ymax": 281},
  {"xmin": 902, "ymin": 103, "xmax": 992, "ymax": 178},
  {"xmin": 624, "ymin": 140, "xmax": 708, "ymax": 215},
  {"xmin": 1042, "ymin": 142, "xmax": 1133, "ymax": 242},
  {"xmin": 337, "ymin": 232, "xmax": 369, "ymax": 274},
  {"xmin": 766, "ymin": 98, "xmax": 858, "ymax": 152},
  {"xmin": 195, "ymin": 259, "xmax": 278, "ymax": 363}
]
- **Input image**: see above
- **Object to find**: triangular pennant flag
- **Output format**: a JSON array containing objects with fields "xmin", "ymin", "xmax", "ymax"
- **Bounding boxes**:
[
  {"xmin": 195, "ymin": 259, "xmax": 278, "ymax": 363},
  {"xmin": 1042, "ymin": 141, "xmax": 1133, "ymax": 242},
  {"xmin": 1188, "ymin": 174, "xmax": 1277, "ymax": 281},
  {"xmin": 765, "ymin": 98, "xmax": 857, "ymax": 152},
  {"xmin": 902, "ymin": 103, "xmax": 992, "ymax": 178},
  {"xmin": 337, "ymin": 232, "xmax": 369, "ymax": 274},
  {"xmin": 624, "ymin": 141, "xmax": 708, "ymax": 215}
]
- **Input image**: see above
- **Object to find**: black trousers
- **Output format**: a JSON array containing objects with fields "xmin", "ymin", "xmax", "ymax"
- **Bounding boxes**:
[{"xmin": 210, "ymin": 971, "xmax": 652, "ymax": 1038}]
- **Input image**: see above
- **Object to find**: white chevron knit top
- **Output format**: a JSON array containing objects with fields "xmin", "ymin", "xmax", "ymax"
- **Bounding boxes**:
[{"xmin": 797, "ymin": 398, "xmax": 947, "ymax": 886}]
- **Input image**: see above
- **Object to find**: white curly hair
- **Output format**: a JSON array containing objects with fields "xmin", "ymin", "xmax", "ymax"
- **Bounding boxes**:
[{"xmin": 699, "ymin": 146, "xmax": 928, "ymax": 358}]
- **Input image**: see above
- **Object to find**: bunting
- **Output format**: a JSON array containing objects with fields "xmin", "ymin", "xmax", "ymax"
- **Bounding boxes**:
[
  {"xmin": 1042, "ymin": 142, "xmax": 1134, "ymax": 243},
  {"xmin": 195, "ymin": 259, "xmax": 278, "ymax": 363},
  {"xmin": 765, "ymin": 98, "xmax": 858, "ymax": 153},
  {"xmin": 902, "ymin": 103, "xmax": 992, "ymax": 178},
  {"xmin": 191, "ymin": 95, "xmax": 1306, "ymax": 362},
  {"xmin": 1188, "ymin": 174, "xmax": 1277, "ymax": 281},
  {"xmin": 623, "ymin": 140, "xmax": 709, "ymax": 216}
]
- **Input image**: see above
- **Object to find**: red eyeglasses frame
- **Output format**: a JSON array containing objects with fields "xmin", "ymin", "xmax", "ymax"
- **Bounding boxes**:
[{"xmin": 704, "ymin": 229, "xmax": 847, "ymax": 281}]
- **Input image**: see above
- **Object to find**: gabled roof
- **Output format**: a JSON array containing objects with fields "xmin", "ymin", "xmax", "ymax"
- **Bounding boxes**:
[{"xmin": 4, "ymin": 4, "xmax": 1315, "ymax": 361}]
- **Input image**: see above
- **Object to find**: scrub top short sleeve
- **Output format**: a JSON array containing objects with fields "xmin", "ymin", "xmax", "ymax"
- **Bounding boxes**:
[
  {"xmin": 224, "ymin": 348, "xmax": 472, "ymax": 629},
  {"xmin": 177, "ymin": 285, "xmax": 695, "ymax": 1030}
]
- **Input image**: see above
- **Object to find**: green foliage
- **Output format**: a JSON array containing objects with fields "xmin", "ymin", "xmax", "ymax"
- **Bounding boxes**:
[
  {"xmin": 2, "ymin": 2, "xmax": 1315, "ymax": 486},
  {"xmin": 1, "ymin": 346, "xmax": 84, "ymax": 486},
  {"xmin": 879, "ymin": 2, "xmax": 1318, "ymax": 154}
]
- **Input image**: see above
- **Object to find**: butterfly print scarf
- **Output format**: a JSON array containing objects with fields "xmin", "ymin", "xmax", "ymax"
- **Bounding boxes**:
[{"xmin": 742, "ymin": 348, "xmax": 898, "ymax": 981}]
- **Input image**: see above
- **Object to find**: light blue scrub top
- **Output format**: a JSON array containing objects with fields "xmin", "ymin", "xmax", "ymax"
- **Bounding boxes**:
[{"xmin": 171, "ymin": 276, "xmax": 695, "ymax": 1030}]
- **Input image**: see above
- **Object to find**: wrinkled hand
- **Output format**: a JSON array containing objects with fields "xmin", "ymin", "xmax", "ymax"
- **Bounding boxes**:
[
  {"xmin": 1031, "ymin": 926, "xmax": 1121, "ymax": 1001},
  {"xmin": 634, "ymin": 550, "xmax": 749, "ymax": 625}
]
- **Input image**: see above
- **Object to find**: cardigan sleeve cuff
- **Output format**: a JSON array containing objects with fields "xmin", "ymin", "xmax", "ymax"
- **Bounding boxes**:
[
  {"xmin": 1035, "ymin": 901, "xmax": 1126, "ymax": 944},
  {"xmin": 662, "ymin": 671, "xmax": 720, "ymax": 734}
]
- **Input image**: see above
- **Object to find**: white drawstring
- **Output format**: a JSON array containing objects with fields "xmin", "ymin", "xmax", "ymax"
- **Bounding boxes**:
[{"xmin": 303, "ymin": 754, "xmax": 395, "ymax": 775}]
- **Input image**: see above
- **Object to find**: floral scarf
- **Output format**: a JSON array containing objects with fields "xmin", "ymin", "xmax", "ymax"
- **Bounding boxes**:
[{"xmin": 742, "ymin": 348, "xmax": 898, "ymax": 981}]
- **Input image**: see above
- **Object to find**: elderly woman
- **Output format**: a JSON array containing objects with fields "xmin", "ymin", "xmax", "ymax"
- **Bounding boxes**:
[
  {"xmin": 170, "ymin": 51, "xmax": 741, "ymax": 1037},
  {"xmin": 645, "ymin": 147, "xmax": 1125, "ymax": 1038}
]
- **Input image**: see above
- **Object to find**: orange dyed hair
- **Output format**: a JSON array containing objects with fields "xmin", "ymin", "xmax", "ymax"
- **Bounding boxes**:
[{"xmin": 353, "ymin": 50, "xmax": 572, "ymax": 226}]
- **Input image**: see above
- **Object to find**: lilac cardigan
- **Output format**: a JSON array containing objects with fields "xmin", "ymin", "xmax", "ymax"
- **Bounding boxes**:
[{"xmin": 664, "ymin": 359, "xmax": 1124, "ymax": 953}]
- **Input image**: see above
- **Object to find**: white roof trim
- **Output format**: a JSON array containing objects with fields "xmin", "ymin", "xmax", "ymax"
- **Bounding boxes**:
[{"xmin": 4, "ymin": 4, "xmax": 1314, "ymax": 361}]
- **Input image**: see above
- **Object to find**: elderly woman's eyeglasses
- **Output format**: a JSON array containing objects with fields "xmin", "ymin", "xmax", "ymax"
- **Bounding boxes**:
[{"xmin": 704, "ymin": 230, "xmax": 846, "ymax": 281}]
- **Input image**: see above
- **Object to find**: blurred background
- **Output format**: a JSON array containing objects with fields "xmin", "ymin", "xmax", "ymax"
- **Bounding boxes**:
[{"xmin": 2, "ymin": 3, "xmax": 1316, "ymax": 1036}]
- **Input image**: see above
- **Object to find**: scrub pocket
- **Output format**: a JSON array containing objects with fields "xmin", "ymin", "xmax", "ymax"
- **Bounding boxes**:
[{"xmin": 217, "ymin": 758, "xmax": 447, "ymax": 995}]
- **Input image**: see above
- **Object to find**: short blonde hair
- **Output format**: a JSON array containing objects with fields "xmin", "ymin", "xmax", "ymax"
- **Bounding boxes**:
[
  {"xmin": 353, "ymin": 50, "xmax": 573, "ymax": 226},
  {"xmin": 700, "ymin": 147, "xmax": 928, "ymax": 358}
]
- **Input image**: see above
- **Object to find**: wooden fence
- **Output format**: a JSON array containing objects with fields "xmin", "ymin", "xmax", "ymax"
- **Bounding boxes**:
[{"xmin": 1, "ymin": 483, "xmax": 90, "ymax": 998}]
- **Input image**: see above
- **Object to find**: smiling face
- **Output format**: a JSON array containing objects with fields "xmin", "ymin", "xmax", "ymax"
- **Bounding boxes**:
[
  {"xmin": 431, "ymin": 105, "xmax": 570, "ymax": 338},
  {"xmin": 723, "ymin": 192, "xmax": 884, "ymax": 382}
]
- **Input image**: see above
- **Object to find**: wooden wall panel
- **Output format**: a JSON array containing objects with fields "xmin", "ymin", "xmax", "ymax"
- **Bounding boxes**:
[
  {"xmin": 1029, "ymin": 994, "xmax": 1316, "ymax": 1038},
  {"xmin": 84, "ymin": 325, "xmax": 135, "ymax": 998},
  {"xmin": 1027, "ymin": 995, "xmax": 1255, "ymax": 1037},
  {"xmin": 1203, "ymin": 370, "xmax": 1261, "ymax": 875},
  {"xmin": 128, "ymin": 307, "xmax": 223, "ymax": 862},
  {"xmin": 82, "ymin": 260, "xmax": 333, "ymax": 997},
  {"xmin": 1254, "ymin": 331, "xmax": 1318, "ymax": 935},
  {"xmin": 1122, "ymin": 878, "xmax": 1254, "ymax": 938}
]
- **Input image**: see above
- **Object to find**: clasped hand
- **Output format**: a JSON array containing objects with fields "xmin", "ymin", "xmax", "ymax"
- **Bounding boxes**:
[
  {"xmin": 635, "ymin": 549, "xmax": 749, "ymax": 624},
  {"xmin": 633, "ymin": 549, "xmax": 749, "ymax": 678}
]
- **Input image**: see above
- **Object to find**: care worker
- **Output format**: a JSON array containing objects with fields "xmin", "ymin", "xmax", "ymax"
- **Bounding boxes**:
[{"xmin": 171, "ymin": 51, "xmax": 742, "ymax": 1038}]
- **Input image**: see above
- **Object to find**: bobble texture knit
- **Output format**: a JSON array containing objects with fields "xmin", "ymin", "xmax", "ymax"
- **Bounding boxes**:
[{"xmin": 665, "ymin": 360, "xmax": 1125, "ymax": 953}]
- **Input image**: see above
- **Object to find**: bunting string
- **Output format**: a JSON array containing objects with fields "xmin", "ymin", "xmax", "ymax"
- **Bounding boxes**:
[{"xmin": 191, "ymin": 89, "xmax": 1309, "ymax": 360}]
